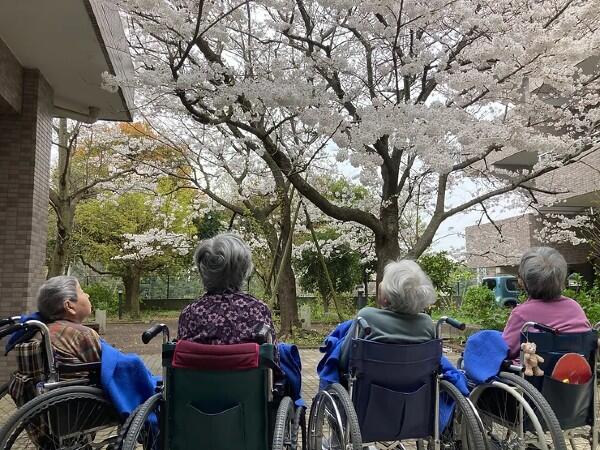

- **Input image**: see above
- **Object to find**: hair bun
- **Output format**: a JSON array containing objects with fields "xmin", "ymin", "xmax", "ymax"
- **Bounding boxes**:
[{"xmin": 204, "ymin": 253, "xmax": 226, "ymax": 269}]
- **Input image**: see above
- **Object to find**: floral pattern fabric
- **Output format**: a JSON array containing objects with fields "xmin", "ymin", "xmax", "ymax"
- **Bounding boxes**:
[{"xmin": 177, "ymin": 291, "xmax": 276, "ymax": 345}]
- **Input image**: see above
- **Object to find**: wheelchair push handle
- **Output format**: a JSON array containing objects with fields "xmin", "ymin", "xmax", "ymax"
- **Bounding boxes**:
[
  {"xmin": 521, "ymin": 321, "xmax": 558, "ymax": 335},
  {"xmin": 142, "ymin": 323, "xmax": 170, "ymax": 344},
  {"xmin": 252, "ymin": 323, "xmax": 272, "ymax": 344},
  {"xmin": 355, "ymin": 317, "xmax": 371, "ymax": 338},
  {"xmin": 436, "ymin": 316, "xmax": 466, "ymax": 338},
  {"xmin": 0, "ymin": 323, "xmax": 22, "ymax": 340},
  {"xmin": 0, "ymin": 316, "xmax": 21, "ymax": 328}
]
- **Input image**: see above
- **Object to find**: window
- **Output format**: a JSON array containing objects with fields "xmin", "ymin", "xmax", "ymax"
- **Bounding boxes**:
[
  {"xmin": 505, "ymin": 278, "xmax": 519, "ymax": 291},
  {"xmin": 482, "ymin": 279, "xmax": 497, "ymax": 290}
]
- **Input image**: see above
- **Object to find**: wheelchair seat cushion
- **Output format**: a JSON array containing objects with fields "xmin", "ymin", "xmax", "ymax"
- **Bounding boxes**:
[{"xmin": 172, "ymin": 340, "xmax": 260, "ymax": 370}]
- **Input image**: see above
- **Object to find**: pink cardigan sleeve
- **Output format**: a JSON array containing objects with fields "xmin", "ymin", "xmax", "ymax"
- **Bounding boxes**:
[{"xmin": 502, "ymin": 308, "xmax": 524, "ymax": 359}]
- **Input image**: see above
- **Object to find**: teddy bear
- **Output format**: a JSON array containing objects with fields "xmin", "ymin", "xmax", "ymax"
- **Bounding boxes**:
[{"xmin": 521, "ymin": 342, "xmax": 544, "ymax": 377}]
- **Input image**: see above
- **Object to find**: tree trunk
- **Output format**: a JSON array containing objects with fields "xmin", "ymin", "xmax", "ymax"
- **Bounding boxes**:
[
  {"xmin": 123, "ymin": 269, "xmax": 141, "ymax": 319},
  {"xmin": 374, "ymin": 229, "xmax": 401, "ymax": 287},
  {"xmin": 47, "ymin": 205, "xmax": 74, "ymax": 278},
  {"xmin": 277, "ymin": 258, "xmax": 298, "ymax": 335}
]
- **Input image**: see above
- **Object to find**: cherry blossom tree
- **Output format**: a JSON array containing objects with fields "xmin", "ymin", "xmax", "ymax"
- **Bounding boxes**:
[{"xmin": 110, "ymin": 0, "xmax": 600, "ymax": 281}]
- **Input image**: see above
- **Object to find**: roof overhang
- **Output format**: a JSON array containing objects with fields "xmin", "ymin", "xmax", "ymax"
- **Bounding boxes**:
[{"xmin": 0, "ymin": 0, "xmax": 134, "ymax": 122}]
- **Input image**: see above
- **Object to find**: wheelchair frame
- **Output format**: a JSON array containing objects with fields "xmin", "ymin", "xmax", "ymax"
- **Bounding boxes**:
[
  {"xmin": 464, "ymin": 321, "xmax": 578, "ymax": 450},
  {"xmin": 121, "ymin": 323, "xmax": 306, "ymax": 450},
  {"xmin": 308, "ymin": 316, "xmax": 487, "ymax": 450},
  {"xmin": 0, "ymin": 316, "xmax": 124, "ymax": 450}
]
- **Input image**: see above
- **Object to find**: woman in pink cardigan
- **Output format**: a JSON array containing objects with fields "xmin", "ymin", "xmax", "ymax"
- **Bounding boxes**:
[{"xmin": 502, "ymin": 247, "xmax": 591, "ymax": 359}]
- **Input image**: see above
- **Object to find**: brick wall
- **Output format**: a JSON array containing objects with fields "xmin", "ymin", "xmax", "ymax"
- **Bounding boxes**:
[
  {"xmin": 0, "ymin": 69, "xmax": 53, "ymax": 383},
  {"xmin": 465, "ymin": 213, "xmax": 592, "ymax": 270},
  {"xmin": 0, "ymin": 37, "xmax": 23, "ymax": 113}
]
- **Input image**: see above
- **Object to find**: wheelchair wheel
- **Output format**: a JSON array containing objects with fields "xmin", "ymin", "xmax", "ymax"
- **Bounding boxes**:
[
  {"xmin": 470, "ymin": 372, "xmax": 567, "ymax": 450},
  {"xmin": 273, "ymin": 396, "xmax": 296, "ymax": 450},
  {"xmin": 308, "ymin": 383, "xmax": 362, "ymax": 450},
  {"xmin": 439, "ymin": 379, "xmax": 487, "ymax": 450},
  {"xmin": 121, "ymin": 393, "xmax": 162, "ymax": 450},
  {"xmin": 0, "ymin": 385, "xmax": 122, "ymax": 450},
  {"xmin": 0, "ymin": 383, "xmax": 17, "ymax": 431}
]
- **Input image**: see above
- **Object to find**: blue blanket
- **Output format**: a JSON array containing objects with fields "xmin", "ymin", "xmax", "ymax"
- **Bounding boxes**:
[
  {"xmin": 318, "ymin": 321, "xmax": 469, "ymax": 432},
  {"xmin": 277, "ymin": 343, "xmax": 305, "ymax": 407},
  {"xmin": 317, "ymin": 320, "xmax": 353, "ymax": 390},
  {"xmin": 4, "ymin": 312, "xmax": 45, "ymax": 354},
  {"xmin": 100, "ymin": 341, "xmax": 160, "ymax": 418},
  {"xmin": 463, "ymin": 330, "xmax": 509, "ymax": 384}
]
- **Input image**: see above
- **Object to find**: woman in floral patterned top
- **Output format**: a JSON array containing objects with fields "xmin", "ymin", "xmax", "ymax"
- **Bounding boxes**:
[{"xmin": 177, "ymin": 233, "xmax": 276, "ymax": 344}]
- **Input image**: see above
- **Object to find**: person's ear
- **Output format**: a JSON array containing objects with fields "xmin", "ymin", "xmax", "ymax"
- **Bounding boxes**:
[{"xmin": 64, "ymin": 300, "xmax": 76, "ymax": 317}]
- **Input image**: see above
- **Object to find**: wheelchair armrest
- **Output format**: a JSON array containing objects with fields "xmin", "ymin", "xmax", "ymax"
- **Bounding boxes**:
[
  {"xmin": 500, "ymin": 360, "xmax": 524, "ymax": 374},
  {"xmin": 57, "ymin": 362, "xmax": 102, "ymax": 374}
]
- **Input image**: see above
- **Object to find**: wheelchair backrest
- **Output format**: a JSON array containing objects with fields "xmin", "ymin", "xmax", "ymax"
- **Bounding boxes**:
[
  {"xmin": 163, "ymin": 341, "xmax": 277, "ymax": 450},
  {"xmin": 521, "ymin": 329, "xmax": 598, "ymax": 429},
  {"xmin": 349, "ymin": 338, "xmax": 442, "ymax": 442}
]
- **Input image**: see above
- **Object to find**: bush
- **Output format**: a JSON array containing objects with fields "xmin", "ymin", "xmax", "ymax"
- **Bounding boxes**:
[
  {"xmin": 460, "ymin": 285, "xmax": 510, "ymax": 330},
  {"xmin": 563, "ymin": 279, "xmax": 600, "ymax": 324},
  {"xmin": 85, "ymin": 282, "xmax": 118, "ymax": 314}
]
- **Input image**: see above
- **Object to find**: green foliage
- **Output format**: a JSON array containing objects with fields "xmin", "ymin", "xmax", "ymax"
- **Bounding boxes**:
[
  {"xmin": 193, "ymin": 210, "xmax": 228, "ymax": 240},
  {"xmin": 295, "ymin": 243, "xmax": 363, "ymax": 296},
  {"xmin": 419, "ymin": 252, "xmax": 458, "ymax": 297},
  {"xmin": 85, "ymin": 282, "xmax": 119, "ymax": 314},
  {"xmin": 460, "ymin": 285, "xmax": 510, "ymax": 330},
  {"xmin": 297, "ymin": 295, "xmax": 357, "ymax": 323},
  {"xmin": 563, "ymin": 278, "xmax": 600, "ymax": 324}
]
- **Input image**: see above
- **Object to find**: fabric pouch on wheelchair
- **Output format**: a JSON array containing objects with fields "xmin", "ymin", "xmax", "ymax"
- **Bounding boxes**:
[
  {"xmin": 183, "ymin": 402, "xmax": 247, "ymax": 450},
  {"xmin": 361, "ymin": 381, "xmax": 433, "ymax": 441},
  {"xmin": 539, "ymin": 375, "xmax": 592, "ymax": 429}
]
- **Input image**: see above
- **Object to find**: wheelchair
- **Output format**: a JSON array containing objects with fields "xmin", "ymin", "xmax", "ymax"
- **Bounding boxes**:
[
  {"xmin": 308, "ymin": 316, "xmax": 487, "ymax": 450},
  {"xmin": 120, "ymin": 323, "xmax": 306, "ymax": 450},
  {"xmin": 512, "ymin": 321, "xmax": 599, "ymax": 449},
  {"xmin": 463, "ymin": 321, "xmax": 581, "ymax": 450},
  {"xmin": 0, "ymin": 316, "xmax": 123, "ymax": 449}
]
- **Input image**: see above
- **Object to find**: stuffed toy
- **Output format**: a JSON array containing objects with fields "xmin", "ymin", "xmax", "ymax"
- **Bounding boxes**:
[{"xmin": 521, "ymin": 342, "xmax": 544, "ymax": 376}]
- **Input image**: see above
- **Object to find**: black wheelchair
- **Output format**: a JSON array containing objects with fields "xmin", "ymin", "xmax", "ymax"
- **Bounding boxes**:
[
  {"xmin": 120, "ymin": 323, "xmax": 306, "ymax": 450},
  {"xmin": 523, "ymin": 321, "xmax": 599, "ymax": 449},
  {"xmin": 308, "ymin": 316, "xmax": 487, "ymax": 450},
  {"xmin": 0, "ymin": 316, "xmax": 123, "ymax": 450},
  {"xmin": 463, "ymin": 321, "xmax": 588, "ymax": 450}
]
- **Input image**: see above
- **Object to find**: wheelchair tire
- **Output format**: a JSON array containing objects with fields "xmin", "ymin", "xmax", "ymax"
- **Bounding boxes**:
[
  {"xmin": 272, "ymin": 396, "xmax": 296, "ymax": 450},
  {"xmin": 439, "ymin": 379, "xmax": 487, "ymax": 450},
  {"xmin": 471, "ymin": 371, "xmax": 567, "ymax": 450},
  {"xmin": 308, "ymin": 383, "xmax": 362, "ymax": 450},
  {"xmin": 121, "ymin": 392, "xmax": 162, "ymax": 450},
  {"xmin": 0, "ymin": 385, "xmax": 122, "ymax": 450}
]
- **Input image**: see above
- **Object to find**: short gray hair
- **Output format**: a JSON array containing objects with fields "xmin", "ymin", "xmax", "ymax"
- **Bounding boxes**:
[
  {"xmin": 379, "ymin": 260, "xmax": 436, "ymax": 314},
  {"xmin": 37, "ymin": 276, "xmax": 79, "ymax": 320},
  {"xmin": 194, "ymin": 233, "xmax": 253, "ymax": 293},
  {"xmin": 519, "ymin": 247, "xmax": 567, "ymax": 300}
]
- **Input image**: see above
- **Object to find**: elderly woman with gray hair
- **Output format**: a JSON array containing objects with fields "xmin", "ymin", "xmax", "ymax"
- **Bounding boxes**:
[
  {"xmin": 36, "ymin": 276, "xmax": 101, "ymax": 365},
  {"xmin": 339, "ymin": 259, "xmax": 436, "ymax": 367},
  {"xmin": 177, "ymin": 233, "xmax": 276, "ymax": 344},
  {"xmin": 502, "ymin": 247, "xmax": 591, "ymax": 359}
]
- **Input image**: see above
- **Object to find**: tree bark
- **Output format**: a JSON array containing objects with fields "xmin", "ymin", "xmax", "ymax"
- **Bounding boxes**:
[
  {"xmin": 123, "ymin": 269, "xmax": 142, "ymax": 319},
  {"xmin": 48, "ymin": 205, "xmax": 74, "ymax": 278}
]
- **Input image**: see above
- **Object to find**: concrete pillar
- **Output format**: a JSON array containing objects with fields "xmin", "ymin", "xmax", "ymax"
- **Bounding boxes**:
[{"xmin": 0, "ymin": 69, "xmax": 53, "ymax": 382}]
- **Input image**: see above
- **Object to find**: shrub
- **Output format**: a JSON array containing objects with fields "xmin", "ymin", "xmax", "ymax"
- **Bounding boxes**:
[
  {"xmin": 85, "ymin": 282, "xmax": 118, "ymax": 314},
  {"xmin": 563, "ymin": 279, "xmax": 600, "ymax": 324},
  {"xmin": 461, "ymin": 285, "xmax": 510, "ymax": 330}
]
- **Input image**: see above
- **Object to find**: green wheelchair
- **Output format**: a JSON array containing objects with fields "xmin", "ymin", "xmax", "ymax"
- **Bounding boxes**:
[{"xmin": 120, "ymin": 323, "xmax": 306, "ymax": 450}]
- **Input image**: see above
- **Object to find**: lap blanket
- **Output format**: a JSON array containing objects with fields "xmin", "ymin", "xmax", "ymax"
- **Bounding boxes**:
[
  {"xmin": 317, "ymin": 320, "xmax": 353, "ymax": 390},
  {"xmin": 463, "ymin": 330, "xmax": 509, "ymax": 384},
  {"xmin": 277, "ymin": 343, "xmax": 305, "ymax": 407},
  {"xmin": 100, "ymin": 341, "xmax": 160, "ymax": 418}
]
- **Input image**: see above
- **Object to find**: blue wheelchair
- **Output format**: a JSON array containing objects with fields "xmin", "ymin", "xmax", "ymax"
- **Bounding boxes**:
[{"xmin": 308, "ymin": 316, "xmax": 487, "ymax": 450}]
